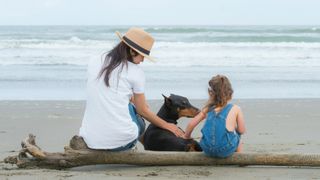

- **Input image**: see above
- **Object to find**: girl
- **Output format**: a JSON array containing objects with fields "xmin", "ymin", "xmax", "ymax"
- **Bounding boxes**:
[
  {"xmin": 79, "ymin": 27, "xmax": 184, "ymax": 151},
  {"xmin": 184, "ymin": 75, "xmax": 246, "ymax": 158}
]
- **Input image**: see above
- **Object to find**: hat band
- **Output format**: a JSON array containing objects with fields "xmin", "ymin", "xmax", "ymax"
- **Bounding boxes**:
[{"xmin": 123, "ymin": 36, "xmax": 150, "ymax": 55}]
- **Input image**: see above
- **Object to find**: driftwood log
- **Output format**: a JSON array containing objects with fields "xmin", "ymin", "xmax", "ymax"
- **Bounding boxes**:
[{"xmin": 4, "ymin": 134, "xmax": 320, "ymax": 169}]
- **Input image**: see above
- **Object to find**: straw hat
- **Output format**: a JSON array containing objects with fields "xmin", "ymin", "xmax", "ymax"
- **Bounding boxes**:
[{"xmin": 116, "ymin": 27, "xmax": 155, "ymax": 61}]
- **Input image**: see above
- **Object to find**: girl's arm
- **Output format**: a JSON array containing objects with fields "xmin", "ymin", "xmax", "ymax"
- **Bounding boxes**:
[
  {"xmin": 184, "ymin": 108, "xmax": 208, "ymax": 139},
  {"xmin": 133, "ymin": 93, "xmax": 185, "ymax": 138},
  {"xmin": 235, "ymin": 106, "xmax": 246, "ymax": 134}
]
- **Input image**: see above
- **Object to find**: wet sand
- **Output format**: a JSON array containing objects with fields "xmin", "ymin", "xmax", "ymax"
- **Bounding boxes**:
[{"xmin": 1, "ymin": 99, "xmax": 320, "ymax": 179}]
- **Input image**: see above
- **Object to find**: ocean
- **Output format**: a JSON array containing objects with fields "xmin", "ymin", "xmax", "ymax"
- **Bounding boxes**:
[{"xmin": 0, "ymin": 25, "xmax": 320, "ymax": 100}]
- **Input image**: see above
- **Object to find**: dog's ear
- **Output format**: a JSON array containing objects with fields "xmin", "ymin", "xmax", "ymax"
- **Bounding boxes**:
[{"xmin": 162, "ymin": 94, "xmax": 172, "ymax": 106}]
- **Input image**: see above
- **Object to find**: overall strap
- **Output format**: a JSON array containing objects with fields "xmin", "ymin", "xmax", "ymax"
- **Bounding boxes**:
[
  {"xmin": 207, "ymin": 106, "xmax": 217, "ymax": 117},
  {"xmin": 208, "ymin": 106, "xmax": 215, "ymax": 113},
  {"xmin": 218, "ymin": 104, "xmax": 233, "ymax": 119}
]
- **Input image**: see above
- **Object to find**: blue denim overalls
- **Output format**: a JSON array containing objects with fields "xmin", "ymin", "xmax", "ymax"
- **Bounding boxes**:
[{"xmin": 200, "ymin": 104, "xmax": 240, "ymax": 158}]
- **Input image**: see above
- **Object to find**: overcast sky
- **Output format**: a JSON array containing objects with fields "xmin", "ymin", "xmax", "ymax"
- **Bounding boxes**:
[{"xmin": 1, "ymin": 0, "xmax": 319, "ymax": 25}]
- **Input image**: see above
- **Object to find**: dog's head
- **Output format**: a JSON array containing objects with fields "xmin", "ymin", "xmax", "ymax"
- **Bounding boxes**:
[{"xmin": 162, "ymin": 94, "xmax": 200, "ymax": 119}]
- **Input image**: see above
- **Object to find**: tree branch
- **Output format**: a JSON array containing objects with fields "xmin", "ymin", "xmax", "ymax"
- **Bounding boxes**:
[{"xmin": 4, "ymin": 134, "xmax": 320, "ymax": 169}]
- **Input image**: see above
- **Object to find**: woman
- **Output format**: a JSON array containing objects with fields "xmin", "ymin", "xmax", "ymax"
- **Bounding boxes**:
[{"xmin": 79, "ymin": 27, "xmax": 184, "ymax": 151}]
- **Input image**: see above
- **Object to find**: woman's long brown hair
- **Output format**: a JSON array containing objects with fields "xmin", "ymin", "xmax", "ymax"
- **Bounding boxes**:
[{"xmin": 98, "ymin": 42, "xmax": 137, "ymax": 87}]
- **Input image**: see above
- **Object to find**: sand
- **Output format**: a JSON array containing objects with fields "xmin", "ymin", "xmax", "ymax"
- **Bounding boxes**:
[{"xmin": 1, "ymin": 99, "xmax": 320, "ymax": 179}]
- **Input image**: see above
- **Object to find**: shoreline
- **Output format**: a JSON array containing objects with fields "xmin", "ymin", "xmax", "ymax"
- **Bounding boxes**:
[{"xmin": 1, "ymin": 99, "xmax": 320, "ymax": 179}]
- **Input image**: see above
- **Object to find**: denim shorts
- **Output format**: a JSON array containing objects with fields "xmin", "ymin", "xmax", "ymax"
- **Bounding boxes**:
[{"xmin": 109, "ymin": 103, "xmax": 146, "ymax": 151}]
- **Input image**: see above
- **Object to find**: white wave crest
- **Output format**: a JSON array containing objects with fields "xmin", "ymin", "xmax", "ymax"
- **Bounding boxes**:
[{"xmin": 1, "ymin": 41, "xmax": 320, "ymax": 67}]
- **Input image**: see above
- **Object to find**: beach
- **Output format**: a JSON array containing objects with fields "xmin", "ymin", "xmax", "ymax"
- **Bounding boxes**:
[
  {"xmin": 1, "ymin": 25, "xmax": 320, "ymax": 179},
  {"xmin": 1, "ymin": 99, "xmax": 320, "ymax": 179}
]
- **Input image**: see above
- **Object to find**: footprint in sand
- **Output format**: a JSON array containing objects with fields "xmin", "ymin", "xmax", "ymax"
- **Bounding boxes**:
[
  {"xmin": 258, "ymin": 132, "xmax": 273, "ymax": 135},
  {"xmin": 48, "ymin": 114, "xmax": 61, "ymax": 119},
  {"xmin": 296, "ymin": 143, "xmax": 305, "ymax": 145}
]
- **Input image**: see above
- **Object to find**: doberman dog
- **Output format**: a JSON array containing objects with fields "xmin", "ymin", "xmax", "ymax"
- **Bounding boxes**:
[{"xmin": 143, "ymin": 94, "xmax": 202, "ymax": 152}]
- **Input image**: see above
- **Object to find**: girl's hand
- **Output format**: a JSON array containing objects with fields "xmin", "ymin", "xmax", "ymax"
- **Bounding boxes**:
[{"xmin": 165, "ymin": 123, "xmax": 185, "ymax": 138}]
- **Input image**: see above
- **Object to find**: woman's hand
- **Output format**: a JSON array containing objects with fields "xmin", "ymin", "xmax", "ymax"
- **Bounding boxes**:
[
  {"xmin": 165, "ymin": 123, "xmax": 185, "ymax": 138},
  {"xmin": 133, "ymin": 93, "xmax": 185, "ymax": 137},
  {"xmin": 183, "ymin": 134, "xmax": 192, "ymax": 139}
]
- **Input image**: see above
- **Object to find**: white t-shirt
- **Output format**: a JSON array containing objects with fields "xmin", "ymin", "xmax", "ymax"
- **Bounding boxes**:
[{"xmin": 79, "ymin": 56, "xmax": 145, "ymax": 149}]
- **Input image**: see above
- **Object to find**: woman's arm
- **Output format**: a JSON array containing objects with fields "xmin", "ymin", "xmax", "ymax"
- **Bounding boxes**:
[
  {"xmin": 235, "ymin": 106, "xmax": 246, "ymax": 134},
  {"xmin": 133, "ymin": 93, "xmax": 185, "ymax": 137},
  {"xmin": 184, "ymin": 108, "xmax": 207, "ymax": 139}
]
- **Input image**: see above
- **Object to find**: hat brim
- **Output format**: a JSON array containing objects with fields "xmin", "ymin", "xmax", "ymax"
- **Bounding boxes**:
[{"xmin": 115, "ymin": 31, "xmax": 156, "ymax": 62}]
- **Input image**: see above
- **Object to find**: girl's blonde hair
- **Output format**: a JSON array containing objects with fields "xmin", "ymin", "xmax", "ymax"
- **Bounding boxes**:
[{"xmin": 204, "ymin": 75, "xmax": 233, "ymax": 110}]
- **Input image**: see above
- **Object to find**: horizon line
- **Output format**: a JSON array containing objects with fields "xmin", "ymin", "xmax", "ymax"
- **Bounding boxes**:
[{"xmin": 0, "ymin": 24, "xmax": 320, "ymax": 27}]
